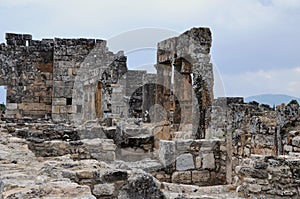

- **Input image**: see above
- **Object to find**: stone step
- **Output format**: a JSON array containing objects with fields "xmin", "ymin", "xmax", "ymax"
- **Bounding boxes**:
[{"xmin": 161, "ymin": 183, "xmax": 241, "ymax": 199}]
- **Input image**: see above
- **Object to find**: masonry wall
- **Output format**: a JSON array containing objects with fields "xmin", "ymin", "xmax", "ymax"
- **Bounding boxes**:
[
  {"xmin": 52, "ymin": 38, "xmax": 127, "ymax": 123},
  {"xmin": 156, "ymin": 27, "xmax": 214, "ymax": 139},
  {"xmin": 0, "ymin": 33, "xmax": 53, "ymax": 119},
  {"xmin": 235, "ymin": 155, "xmax": 300, "ymax": 198},
  {"xmin": 156, "ymin": 139, "xmax": 227, "ymax": 186}
]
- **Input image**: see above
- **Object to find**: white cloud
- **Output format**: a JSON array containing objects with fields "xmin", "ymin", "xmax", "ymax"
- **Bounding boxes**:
[
  {"xmin": 0, "ymin": 0, "xmax": 299, "ymax": 100},
  {"xmin": 257, "ymin": 70, "xmax": 272, "ymax": 79},
  {"xmin": 295, "ymin": 67, "xmax": 300, "ymax": 73},
  {"xmin": 221, "ymin": 67, "xmax": 300, "ymax": 98}
]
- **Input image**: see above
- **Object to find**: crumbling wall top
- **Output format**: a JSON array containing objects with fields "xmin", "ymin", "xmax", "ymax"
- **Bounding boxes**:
[{"xmin": 5, "ymin": 33, "xmax": 32, "ymax": 46}]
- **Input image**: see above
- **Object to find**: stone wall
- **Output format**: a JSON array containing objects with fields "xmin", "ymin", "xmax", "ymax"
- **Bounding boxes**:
[
  {"xmin": 53, "ymin": 38, "xmax": 127, "ymax": 123},
  {"xmin": 276, "ymin": 103, "xmax": 300, "ymax": 156},
  {"xmin": 29, "ymin": 138, "xmax": 116, "ymax": 162},
  {"xmin": 126, "ymin": 70, "xmax": 147, "ymax": 117},
  {"xmin": 156, "ymin": 139, "xmax": 227, "ymax": 186},
  {"xmin": 156, "ymin": 27, "xmax": 214, "ymax": 139},
  {"xmin": 0, "ymin": 33, "xmax": 129, "ymax": 123},
  {"xmin": 0, "ymin": 33, "xmax": 53, "ymax": 119},
  {"xmin": 235, "ymin": 155, "xmax": 300, "ymax": 198}
]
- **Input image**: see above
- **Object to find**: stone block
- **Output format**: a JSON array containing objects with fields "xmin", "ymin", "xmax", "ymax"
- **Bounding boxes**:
[
  {"xmin": 52, "ymin": 106, "xmax": 60, "ymax": 114},
  {"xmin": 175, "ymin": 139, "xmax": 193, "ymax": 151},
  {"xmin": 91, "ymin": 151, "xmax": 115, "ymax": 162},
  {"xmin": 171, "ymin": 171, "xmax": 191, "ymax": 184},
  {"xmin": 248, "ymin": 184, "xmax": 262, "ymax": 193},
  {"xmin": 201, "ymin": 152, "xmax": 215, "ymax": 169},
  {"xmin": 159, "ymin": 140, "xmax": 175, "ymax": 167},
  {"xmin": 76, "ymin": 170, "xmax": 94, "ymax": 179},
  {"xmin": 192, "ymin": 170, "xmax": 210, "ymax": 183},
  {"xmin": 284, "ymin": 144, "xmax": 293, "ymax": 152},
  {"xmin": 292, "ymin": 136, "xmax": 300, "ymax": 147},
  {"xmin": 21, "ymin": 103, "xmax": 46, "ymax": 111},
  {"xmin": 293, "ymin": 147, "xmax": 300, "ymax": 152},
  {"xmin": 253, "ymin": 161, "xmax": 268, "ymax": 169},
  {"xmin": 6, "ymin": 103, "xmax": 18, "ymax": 110},
  {"xmin": 176, "ymin": 153, "xmax": 194, "ymax": 171},
  {"xmin": 102, "ymin": 142, "xmax": 117, "ymax": 151},
  {"xmin": 93, "ymin": 183, "xmax": 114, "ymax": 196},
  {"xmin": 239, "ymin": 167, "xmax": 268, "ymax": 179},
  {"xmin": 195, "ymin": 156, "xmax": 202, "ymax": 169}
]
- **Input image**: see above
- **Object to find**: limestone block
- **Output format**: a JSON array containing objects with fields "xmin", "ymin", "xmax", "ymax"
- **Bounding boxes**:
[
  {"xmin": 195, "ymin": 156, "xmax": 202, "ymax": 169},
  {"xmin": 293, "ymin": 147, "xmax": 300, "ymax": 152},
  {"xmin": 93, "ymin": 183, "xmax": 114, "ymax": 196},
  {"xmin": 192, "ymin": 170, "xmax": 210, "ymax": 183},
  {"xmin": 76, "ymin": 170, "xmax": 94, "ymax": 179},
  {"xmin": 175, "ymin": 139, "xmax": 193, "ymax": 151},
  {"xmin": 6, "ymin": 103, "xmax": 18, "ymax": 110},
  {"xmin": 159, "ymin": 140, "xmax": 175, "ymax": 167},
  {"xmin": 253, "ymin": 161, "xmax": 268, "ymax": 169},
  {"xmin": 52, "ymin": 106, "xmax": 60, "ymax": 114},
  {"xmin": 102, "ymin": 141, "xmax": 117, "ymax": 151},
  {"xmin": 239, "ymin": 167, "xmax": 268, "ymax": 179},
  {"xmin": 284, "ymin": 144, "xmax": 293, "ymax": 152},
  {"xmin": 91, "ymin": 151, "xmax": 115, "ymax": 162},
  {"xmin": 21, "ymin": 103, "xmax": 46, "ymax": 111},
  {"xmin": 292, "ymin": 136, "xmax": 300, "ymax": 147},
  {"xmin": 176, "ymin": 153, "xmax": 194, "ymax": 171},
  {"xmin": 171, "ymin": 171, "xmax": 191, "ymax": 184},
  {"xmin": 201, "ymin": 152, "xmax": 215, "ymax": 169},
  {"xmin": 248, "ymin": 184, "xmax": 262, "ymax": 193}
]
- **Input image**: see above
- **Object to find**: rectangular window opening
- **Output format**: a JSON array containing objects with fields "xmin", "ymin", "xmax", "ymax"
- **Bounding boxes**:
[{"xmin": 66, "ymin": 98, "xmax": 72, "ymax": 105}]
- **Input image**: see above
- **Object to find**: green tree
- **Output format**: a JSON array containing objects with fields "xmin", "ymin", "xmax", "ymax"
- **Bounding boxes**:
[{"xmin": 288, "ymin": 99, "xmax": 299, "ymax": 106}]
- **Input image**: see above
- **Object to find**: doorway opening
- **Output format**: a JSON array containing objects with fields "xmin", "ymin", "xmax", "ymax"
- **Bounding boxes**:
[
  {"xmin": 0, "ymin": 86, "xmax": 7, "ymax": 116},
  {"xmin": 95, "ymin": 82, "xmax": 103, "ymax": 118}
]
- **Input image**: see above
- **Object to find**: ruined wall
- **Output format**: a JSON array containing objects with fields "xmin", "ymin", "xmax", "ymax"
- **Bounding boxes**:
[
  {"xmin": 156, "ymin": 139, "xmax": 227, "ymax": 186},
  {"xmin": 0, "ymin": 33, "xmax": 53, "ymax": 118},
  {"xmin": 126, "ymin": 70, "xmax": 147, "ymax": 117},
  {"xmin": 0, "ymin": 33, "xmax": 128, "ymax": 123},
  {"xmin": 53, "ymin": 38, "xmax": 127, "ymax": 123},
  {"xmin": 235, "ymin": 155, "xmax": 300, "ymax": 198},
  {"xmin": 142, "ymin": 73, "xmax": 156, "ymax": 117},
  {"xmin": 156, "ymin": 27, "xmax": 213, "ymax": 139},
  {"xmin": 276, "ymin": 103, "xmax": 300, "ymax": 156}
]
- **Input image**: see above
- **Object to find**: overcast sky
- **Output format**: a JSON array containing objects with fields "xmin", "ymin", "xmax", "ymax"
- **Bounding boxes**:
[{"xmin": 0, "ymin": 0, "xmax": 299, "ymax": 103}]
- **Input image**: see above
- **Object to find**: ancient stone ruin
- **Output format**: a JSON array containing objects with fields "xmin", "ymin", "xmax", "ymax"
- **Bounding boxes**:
[{"xmin": 0, "ymin": 28, "xmax": 299, "ymax": 198}]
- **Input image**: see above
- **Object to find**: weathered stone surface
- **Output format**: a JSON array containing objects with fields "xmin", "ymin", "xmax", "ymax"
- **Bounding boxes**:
[
  {"xmin": 176, "ymin": 153, "xmax": 195, "ymax": 171},
  {"xmin": 201, "ymin": 152, "xmax": 215, "ymax": 169},
  {"xmin": 195, "ymin": 156, "xmax": 202, "ymax": 169},
  {"xmin": 175, "ymin": 139, "xmax": 193, "ymax": 151},
  {"xmin": 119, "ymin": 170, "xmax": 166, "ymax": 199},
  {"xmin": 171, "ymin": 171, "xmax": 192, "ymax": 184},
  {"xmin": 253, "ymin": 161, "xmax": 268, "ymax": 169},
  {"xmin": 248, "ymin": 184, "xmax": 262, "ymax": 193},
  {"xmin": 159, "ymin": 140, "xmax": 175, "ymax": 167},
  {"xmin": 192, "ymin": 170, "xmax": 210, "ymax": 183},
  {"xmin": 239, "ymin": 167, "xmax": 268, "ymax": 179},
  {"xmin": 292, "ymin": 136, "xmax": 300, "ymax": 147},
  {"xmin": 92, "ymin": 183, "xmax": 114, "ymax": 196}
]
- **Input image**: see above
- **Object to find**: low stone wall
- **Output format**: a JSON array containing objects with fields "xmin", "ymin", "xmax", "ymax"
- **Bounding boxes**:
[
  {"xmin": 235, "ymin": 155, "xmax": 300, "ymax": 198},
  {"xmin": 156, "ymin": 139, "xmax": 227, "ymax": 186},
  {"xmin": 29, "ymin": 138, "xmax": 116, "ymax": 162},
  {"xmin": 282, "ymin": 130, "xmax": 300, "ymax": 156}
]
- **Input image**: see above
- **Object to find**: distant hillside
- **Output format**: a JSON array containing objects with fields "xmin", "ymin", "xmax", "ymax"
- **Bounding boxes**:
[{"xmin": 245, "ymin": 94, "xmax": 300, "ymax": 106}]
